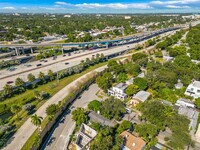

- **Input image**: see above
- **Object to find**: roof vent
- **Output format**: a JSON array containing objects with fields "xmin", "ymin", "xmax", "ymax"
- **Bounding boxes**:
[{"xmin": 132, "ymin": 143, "xmax": 136, "ymax": 147}]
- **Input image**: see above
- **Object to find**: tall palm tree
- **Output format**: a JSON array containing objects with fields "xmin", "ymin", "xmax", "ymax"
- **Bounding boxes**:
[
  {"xmin": 31, "ymin": 114, "xmax": 43, "ymax": 133},
  {"xmin": 10, "ymin": 104, "xmax": 21, "ymax": 120}
]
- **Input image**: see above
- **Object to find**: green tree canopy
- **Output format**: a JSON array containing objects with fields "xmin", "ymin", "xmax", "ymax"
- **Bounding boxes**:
[
  {"xmin": 72, "ymin": 108, "xmax": 88, "ymax": 125},
  {"xmin": 134, "ymin": 77, "xmax": 148, "ymax": 90},
  {"xmin": 125, "ymin": 84, "xmax": 140, "ymax": 96},
  {"xmin": 88, "ymin": 100, "xmax": 102, "ymax": 112}
]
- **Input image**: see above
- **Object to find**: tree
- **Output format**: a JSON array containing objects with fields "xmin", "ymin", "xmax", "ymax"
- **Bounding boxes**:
[
  {"xmin": 132, "ymin": 53, "xmax": 147, "ymax": 62},
  {"xmin": 46, "ymin": 104, "xmax": 58, "ymax": 121},
  {"xmin": 108, "ymin": 59, "xmax": 124, "ymax": 75},
  {"xmin": 124, "ymin": 63, "xmax": 141, "ymax": 76},
  {"xmin": 116, "ymin": 73, "xmax": 128, "ymax": 83},
  {"xmin": 15, "ymin": 77, "xmax": 25, "ymax": 86},
  {"xmin": 28, "ymin": 73, "xmax": 36, "ymax": 82},
  {"xmin": 48, "ymin": 70, "xmax": 55, "ymax": 81},
  {"xmin": 96, "ymin": 72, "xmax": 113, "ymax": 92},
  {"xmin": 31, "ymin": 114, "xmax": 43, "ymax": 132},
  {"xmin": 134, "ymin": 77, "xmax": 148, "ymax": 90},
  {"xmin": 125, "ymin": 84, "xmax": 139, "ymax": 96},
  {"xmin": 72, "ymin": 108, "xmax": 88, "ymax": 125},
  {"xmin": 195, "ymin": 98, "xmax": 200, "ymax": 109},
  {"xmin": 135, "ymin": 123, "xmax": 158, "ymax": 142},
  {"xmin": 101, "ymin": 97, "xmax": 125, "ymax": 120},
  {"xmin": 117, "ymin": 120, "xmax": 133, "ymax": 133},
  {"xmin": 3, "ymin": 84, "xmax": 13, "ymax": 97},
  {"xmin": 38, "ymin": 72, "xmax": 45, "ymax": 79},
  {"xmin": 88, "ymin": 100, "xmax": 102, "ymax": 112},
  {"xmin": 10, "ymin": 104, "xmax": 21, "ymax": 119}
]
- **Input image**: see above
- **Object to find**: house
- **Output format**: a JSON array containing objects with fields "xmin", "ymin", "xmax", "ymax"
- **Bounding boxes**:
[
  {"xmin": 184, "ymin": 80, "xmax": 200, "ymax": 98},
  {"xmin": 175, "ymin": 98, "xmax": 195, "ymax": 108},
  {"xmin": 137, "ymin": 72, "xmax": 145, "ymax": 78},
  {"xmin": 175, "ymin": 79, "xmax": 183, "ymax": 89},
  {"xmin": 126, "ymin": 78, "xmax": 134, "ymax": 85},
  {"xmin": 88, "ymin": 111, "xmax": 117, "ymax": 127},
  {"xmin": 131, "ymin": 91, "xmax": 150, "ymax": 106},
  {"xmin": 175, "ymin": 105, "xmax": 199, "ymax": 135},
  {"xmin": 75, "ymin": 124, "xmax": 97, "ymax": 150},
  {"xmin": 108, "ymin": 83, "xmax": 128, "ymax": 100},
  {"xmin": 125, "ymin": 16, "xmax": 131, "ymax": 19},
  {"xmin": 120, "ymin": 131, "xmax": 146, "ymax": 150}
]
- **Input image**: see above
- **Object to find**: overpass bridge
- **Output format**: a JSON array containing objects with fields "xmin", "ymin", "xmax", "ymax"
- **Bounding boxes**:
[{"xmin": 0, "ymin": 26, "xmax": 183, "ymax": 56}]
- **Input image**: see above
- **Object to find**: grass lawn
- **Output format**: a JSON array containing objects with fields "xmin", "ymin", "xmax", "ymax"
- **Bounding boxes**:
[{"xmin": 1, "ymin": 61, "xmax": 107, "ymax": 127}]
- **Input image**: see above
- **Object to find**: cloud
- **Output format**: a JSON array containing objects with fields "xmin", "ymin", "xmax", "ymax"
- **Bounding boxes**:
[
  {"xmin": 165, "ymin": 5, "xmax": 191, "ymax": 9},
  {"xmin": 2, "ymin": 6, "xmax": 15, "ymax": 10}
]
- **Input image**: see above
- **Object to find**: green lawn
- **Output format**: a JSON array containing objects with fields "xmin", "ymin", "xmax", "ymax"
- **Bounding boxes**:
[{"xmin": 1, "ymin": 61, "xmax": 107, "ymax": 126}]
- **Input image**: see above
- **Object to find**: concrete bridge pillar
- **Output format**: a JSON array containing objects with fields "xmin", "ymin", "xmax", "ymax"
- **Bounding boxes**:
[
  {"xmin": 22, "ymin": 48, "xmax": 25, "ymax": 54},
  {"xmin": 106, "ymin": 43, "xmax": 109, "ymax": 49},
  {"xmin": 31, "ymin": 48, "xmax": 33, "ymax": 53},
  {"xmin": 15, "ymin": 48, "xmax": 19, "ymax": 56},
  {"xmin": 62, "ymin": 47, "xmax": 64, "ymax": 54}
]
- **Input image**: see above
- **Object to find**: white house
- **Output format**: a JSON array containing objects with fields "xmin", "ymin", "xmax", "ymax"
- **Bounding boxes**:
[
  {"xmin": 130, "ymin": 90, "xmax": 150, "ymax": 106},
  {"xmin": 185, "ymin": 80, "xmax": 200, "ymax": 98},
  {"xmin": 175, "ymin": 98, "xmax": 195, "ymax": 108},
  {"xmin": 108, "ymin": 83, "xmax": 128, "ymax": 100}
]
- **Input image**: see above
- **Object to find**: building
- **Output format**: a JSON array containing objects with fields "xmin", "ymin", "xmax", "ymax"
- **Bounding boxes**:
[
  {"xmin": 125, "ymin": 16, "xmax": 131, "ymax": 19},
  {"xmin": 131, "ymin": 91, "xmax": 150, "ymax": 106},
  {"xmin": 108, "ymin": 83, "xmax": 128, "ymax": 100},
  {"xmin": 137, "ymin": 73, "xmax": 145, "ymax": 78},
  {"xmin": 88, "ymin": 111, "xmax": 116, "ymax": 127},
  {"xmin": 175, "ymin": 79, "xmax": 183, "ymax": 89},
  {"xmin": 126, "ymin": 78, "xmax": 134, "ymax": 85},
  {"xmin": 64, "ymin": 15, "xmax": 71, "ymax": 18},
  {"xmin": 163, "ymin": 56, "xmax": 174, "ymax": 62},
  {"xmin": 120, "ymin": 131, "xmax": 146, "ymax": 150},
  {"xmin": 75, "ymin": 124, "xmax": 97, "ymax": 150},
  {"xmin": 175, "ymin": 98, "xmax": 195, "ymax": 108},
  {"xmin": 185, "ymin": 80, "xmax": 200, "ymax": 98},
  {"xmin": 175, "ymin": 106, "xmax": 199, "ymax": 135}
]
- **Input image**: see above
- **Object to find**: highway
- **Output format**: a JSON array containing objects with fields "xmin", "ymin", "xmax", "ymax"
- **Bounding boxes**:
[{"xmin": 0, "ymin": 29, "xmax": 178, "ymax": 90}]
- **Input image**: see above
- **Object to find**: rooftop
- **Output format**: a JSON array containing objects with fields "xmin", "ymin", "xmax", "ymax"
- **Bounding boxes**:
[
  {"xmin": 133, "ymin": 91, "xmax": 150, "ymax": 102},
  {"xmin": 120, "ymin": 131, "xmax": 146, "ymax": 150},
  {"xmin": 192, "ymin": 81, "xmax": 200, "ymax": 88},
  {"xmin": 115, "ymin": 83, "xmax": 129, "ymax": 91},
  {"xmin": 176, "ymin": 98, "xmax": 194, "ymax": 105},
  {"xmin": 178, "ymin": 106, "xmax": 196, "ymax": 119},
  {"xmin": 88, "ymin": 111, "xmax": 116, "ymax": 127}
]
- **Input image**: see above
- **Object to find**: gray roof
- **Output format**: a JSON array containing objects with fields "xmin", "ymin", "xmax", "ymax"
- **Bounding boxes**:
[
  {"xmin": 192, "ymin": 81, "xmax": 200, "ymax": 88},
  {"xmin": 88, "ymin": 111, "xmax": 116, "ymax": 127},
  {"xmin": 115, "ymin": 83, "xmax": 128, "ymax": 91},
  {"xmin": 133, "ymin": 90, "xmax": 150, "ymax": 102},
  {"xmin": 177, "ymin": 98, "xmax": 194, "ymax": 105},
  {"xmin": 178, "ymin": 106, "xmax": 197, "ymax": 119},
  {"xmin": 137, "ymin": 72, "xmax": 145, "ymax": 78}
]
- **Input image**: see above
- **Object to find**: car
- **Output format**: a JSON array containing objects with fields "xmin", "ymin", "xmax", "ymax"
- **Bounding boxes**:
[
  {"xmin": 68, "ymin": 53, "xmax": 71, "ymax": 56},
  {"xmin": 36, "ymin": 64, "xmax": 42, "ymax": 67},
  {"xmin": 26, "ymin": 54, "xmax": 30, "ymax": 56},
  {"xmin": 65, "ymin": 62, "xmax": 69, "ymax": 65},
  {"xmin": 44, "ymin": 60, "xmax": 48, "ymax": 62},
  {"xmin": 63, "ymin": 54, "xmax": 66, "ymax": 57},
  {"xmin": 8, "ymin": 67, "xmax": 16, "ymax": 71},
  {"xmin": 7, "ymin": 81, "xmax": 13, "ymax": 84},
  {"xmin": 40, "ymin": 59, "xmax": 44, "ymax": 62},
  {"xmin": 27, "ymin": 64, "xmax": 32, "ymax": 67}
]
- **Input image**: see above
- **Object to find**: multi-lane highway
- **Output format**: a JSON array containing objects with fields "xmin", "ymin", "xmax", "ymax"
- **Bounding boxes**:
[{"xmin": 0, "ymin": 29, "xmax": 179, "ymax": 90}]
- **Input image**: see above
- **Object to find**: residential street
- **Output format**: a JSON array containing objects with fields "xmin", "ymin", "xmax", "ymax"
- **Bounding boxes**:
[{"xmin": 42, "ymin": 84, "xmax": 102, "ymax": 150}]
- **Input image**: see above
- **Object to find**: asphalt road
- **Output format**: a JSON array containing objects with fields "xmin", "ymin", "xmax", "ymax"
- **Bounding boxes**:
[
  {"xmin": 0, "ymin": 30, "xmax": 177, "ymax": 90},
  {"xmin": 42, "ymin": 84, "xmax": 101, "ymax": 150}
]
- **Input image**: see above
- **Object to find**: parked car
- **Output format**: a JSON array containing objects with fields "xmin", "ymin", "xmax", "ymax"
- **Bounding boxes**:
[
  {"xmin": 63, "ymin": 54, "xmax": 66, "ymax": 57},
  {"xmin": 44, "ymin": 60, "xmax": 48, "ymax": 62}
]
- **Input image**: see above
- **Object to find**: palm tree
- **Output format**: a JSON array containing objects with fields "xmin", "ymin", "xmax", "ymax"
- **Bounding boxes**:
[
  {"xmin": 15, "ymin": 77, "xmax": 25, "ymax": 86},
  {"xmin": 10, "ymin": 104, "xmax": 21, "ymax": 120},
  {"xmin": 31, "ymin": 114, "xmax": 43, "ymax": 133},
  {"xmin": 3, "ymin": 84, "xmax": 13, "ymax": 97}
]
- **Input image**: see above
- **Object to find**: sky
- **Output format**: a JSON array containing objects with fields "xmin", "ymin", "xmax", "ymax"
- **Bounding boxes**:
[{"xmin": 0, "ymin": 0, "xmax": 200, "ymax": 13}]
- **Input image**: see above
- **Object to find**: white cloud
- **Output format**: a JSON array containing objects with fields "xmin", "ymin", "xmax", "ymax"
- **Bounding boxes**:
[
  {"xmin": 2, "ymin": 6, "xmax": 15, "ymax": 10},
  {"xmin": 75, "ymin": 3, "xmax": 152, "ymax": 9},
  {"xmin": 165, "ymin": 5, "xmax": 191, "ymax": 8}
]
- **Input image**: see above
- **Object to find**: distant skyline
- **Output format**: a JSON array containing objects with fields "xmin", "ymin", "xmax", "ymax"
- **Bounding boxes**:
[{"xmin": 0, "ymin": 0, "xmax": 200, "ymax": 13}]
